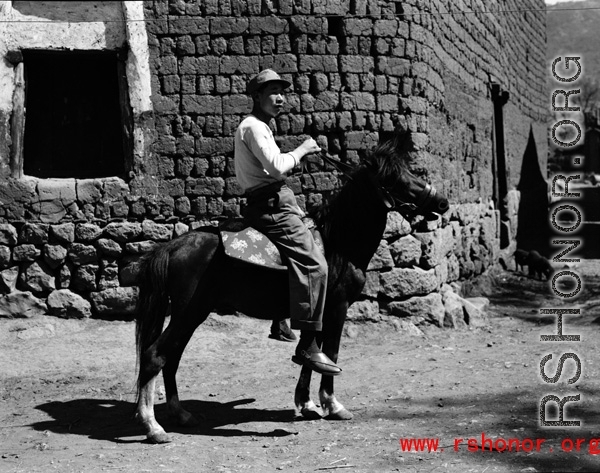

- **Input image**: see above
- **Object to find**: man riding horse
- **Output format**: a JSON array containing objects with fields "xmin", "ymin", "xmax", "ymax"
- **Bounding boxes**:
[{"xmin": 234, "ymin": 69, "xmax": 341, "ymax": 376}]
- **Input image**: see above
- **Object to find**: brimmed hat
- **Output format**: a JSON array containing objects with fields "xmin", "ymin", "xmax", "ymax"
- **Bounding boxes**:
[{"xmin": 246, "ymin": 69, "xmax": 292, "ymax": 95}]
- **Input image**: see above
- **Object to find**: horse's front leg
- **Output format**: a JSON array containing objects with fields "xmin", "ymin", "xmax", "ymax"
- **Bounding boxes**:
[
  {"xmin": 294, "ymin": 365, "xmax": 323, "ymax": 419},
  {"xmin": 319, "ymin": 307, "xmax": 353, "ymax": 420}
]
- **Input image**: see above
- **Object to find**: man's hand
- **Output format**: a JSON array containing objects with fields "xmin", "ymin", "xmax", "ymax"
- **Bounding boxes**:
[{"xmin": 296, "ymin": 138, "xmax": 321, "ymax": 159}]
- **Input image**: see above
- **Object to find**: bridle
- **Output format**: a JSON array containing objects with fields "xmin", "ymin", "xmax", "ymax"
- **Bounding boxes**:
[{"xmin": 309, "ymin": 152, "xmax": 436, "ymax": 215}]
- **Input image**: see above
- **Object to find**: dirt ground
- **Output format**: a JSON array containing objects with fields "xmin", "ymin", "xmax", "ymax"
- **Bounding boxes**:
[{"xmin": 1, "ymin": 261, "xmax": 600, "ymax": 473}]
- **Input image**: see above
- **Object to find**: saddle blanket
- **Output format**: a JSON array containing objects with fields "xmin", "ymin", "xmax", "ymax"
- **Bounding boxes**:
[{"xmin": 220, "ymin": 220, "xmax": 324, "ymax": 271}]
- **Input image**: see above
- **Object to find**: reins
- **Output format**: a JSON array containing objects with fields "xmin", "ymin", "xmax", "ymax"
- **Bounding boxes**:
[
  {"xmin": 318, "ymin": 152, "xmax": 356, "ymax": 181},
  {"xmin": 303, "ymin": 152, "xmax": 430, "ymax": 213}
]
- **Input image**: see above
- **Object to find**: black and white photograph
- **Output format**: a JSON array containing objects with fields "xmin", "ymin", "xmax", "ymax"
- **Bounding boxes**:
[{"xmin": 1, "ymin": 0, "xmax": 599, "ymax": 471}]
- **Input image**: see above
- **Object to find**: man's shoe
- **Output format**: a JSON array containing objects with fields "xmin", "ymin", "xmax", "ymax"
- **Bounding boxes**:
[
  {"xmin": 291, "ymin": 348, "xmax": 342, "ymax": 376},
  {"xmin": 268, "ymin": 319, "xmax": 297, "ymax": 342}
]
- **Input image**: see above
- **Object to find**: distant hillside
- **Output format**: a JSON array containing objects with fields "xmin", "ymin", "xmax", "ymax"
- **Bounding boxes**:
[{"xmin": 547, "ymin": 0, "xmax": 600, "ymax": 79}]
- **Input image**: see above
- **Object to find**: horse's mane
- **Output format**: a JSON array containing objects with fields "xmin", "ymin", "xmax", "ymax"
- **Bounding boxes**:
[{"xmin": 313, "ymin": 140, "xmax": 409, "ymax": 273}]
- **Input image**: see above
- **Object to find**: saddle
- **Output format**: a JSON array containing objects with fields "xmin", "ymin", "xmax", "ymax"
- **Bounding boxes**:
[{"xmin": 219, "ymin": 218, "xmax": 324, "ymax": 272}]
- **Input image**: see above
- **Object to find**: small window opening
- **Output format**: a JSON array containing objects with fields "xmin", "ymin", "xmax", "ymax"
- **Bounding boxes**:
[{"xmin": 22, "ymin": 50, "xmax": 126, "ymax": 179}]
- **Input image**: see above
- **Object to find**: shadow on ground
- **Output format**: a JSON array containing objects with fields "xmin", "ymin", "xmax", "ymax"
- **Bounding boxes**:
[{"xmin": 30, "ymin": 397, "xmax": 297, "ymax": 443}]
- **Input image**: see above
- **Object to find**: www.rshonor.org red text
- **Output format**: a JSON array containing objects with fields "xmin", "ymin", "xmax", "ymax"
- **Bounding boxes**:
[{"xmin": 399, "ymin": 433, "xmax": 600, "ymax": 454}]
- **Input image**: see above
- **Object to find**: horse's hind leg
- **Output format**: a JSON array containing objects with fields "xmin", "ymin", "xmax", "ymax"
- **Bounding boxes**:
[
  {"xmin": 136, "ymin": 327, "xmax": 173, "ymax": 444},
  {"xmin": 162, "ymin": 295, "xmax": 214, "ymax": 427}
]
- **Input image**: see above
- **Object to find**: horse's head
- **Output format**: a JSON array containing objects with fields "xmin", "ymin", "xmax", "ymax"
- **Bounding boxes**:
[{"xmin": 363, "ymin": 139, "xmax": 449, "ymax": 219}]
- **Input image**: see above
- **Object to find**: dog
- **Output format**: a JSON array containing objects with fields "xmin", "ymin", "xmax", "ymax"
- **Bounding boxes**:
[
  {"xmin": 527, "ymin": 250, "xmax": 553, "ymax": 280},
  {"xmin": 514, "ymin": 249, "xmax": 529, "ymax": 272}
]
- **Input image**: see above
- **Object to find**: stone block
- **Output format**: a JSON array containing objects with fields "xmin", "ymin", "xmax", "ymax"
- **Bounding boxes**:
[
  {"xmin": 361, "ymin": 271, "xmax": 380, "ymax": 298},
  {"xmin": 126, "ymin": 241, "xmax": 158, "ymax": 254},
  {"xmin": 68, "ymin": 243, "xmax": 98, "ymax": 265},
  {"xmin": 380, "ymin": 267, "xmax": 438, "ymax": 299},
  {"xmin": 47, "ymin": 289, "xmax": 92, "ymax": 319},
  {"xmin": 388, "ymin": 292, "xmax": 445, "ymax": 327},
  {"xmin": 367, "ymin": 240, "xmax": 394, "ymax": 271},
  {"xmin": 389, "ymin": 235, "xmax": 422, "ymax": 267},
  {"xmin": 19, "ymin": 261, "xmax": 56, "ymax": 293},
  {"xmin": 75, "ymin": 223, "xmax": 103, "ymax": 242},
  {"xmin": 104, "ymin": 222, "xmax": 143, "ymax": 243},
  {"xmin": 43, "ymin": 244, "xmax": 68, "ymax": 269},
  {"xmin": 414, "ymin": 225, "xmax": 454, "ymax": 269},
  {"xmin": 96, "ymin": 239, "xmax": 122, "ymax": 258},
  {"xmin": 0, "ymin": 291, "xmax": 47, "ymax": 318},
  {"xmin": 13, "ymin": 244, "xmax": 41, "ymax": 262},
  {"xmin": 19, "ymin": 223, "xmax": 49, "ymax": 245},
  {"xmin": 347, "ymin": 299, "xmax": 381, "ymax": 322},
  {"xmin": 141, "ymin": 221, "xmax": 173, "ymax": 242},
  {"xmin": 442, "ymin": 290, "xmax": 467, "ymax": 329},
  {"xmin": 0, "ymin": 246, "xmax": 12, "ymax": 269},
  {"xmin": 72, "ymin": 264, "xmax": 98, "ymax": 292},
  {"xmin": 383, "ymin": 212, "xmax": 412, "ymax": 239},
  {"xmin": 0, "ymin": 224, "xmax": 18, "ymax": 245},
  {"xmin": 0, "ymin": 266, "xmax": 18, "ymax": 293},
  {"xmin": 90, "ymin": 287, "xmax": 138, "ymax": 318}
]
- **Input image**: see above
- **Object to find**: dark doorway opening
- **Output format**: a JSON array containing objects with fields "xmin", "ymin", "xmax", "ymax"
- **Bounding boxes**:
[{"xmin": 23, "ymin": 50, "xmax": 126, "ymax": 179}]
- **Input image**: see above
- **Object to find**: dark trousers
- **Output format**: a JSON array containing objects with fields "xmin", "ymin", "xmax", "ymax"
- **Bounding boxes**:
[{"xmin": 244, "ymin": 184, "xmax": 327, "ymax": 331}]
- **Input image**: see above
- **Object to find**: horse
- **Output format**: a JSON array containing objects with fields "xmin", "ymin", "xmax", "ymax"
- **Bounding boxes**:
[{"xmin": 134, "ymin": 139, "xmax": 450, "ymax": 443}]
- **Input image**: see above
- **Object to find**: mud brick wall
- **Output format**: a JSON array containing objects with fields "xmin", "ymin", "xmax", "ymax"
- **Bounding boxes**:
[{"xmin": 0, "ymin": 0, "xmax": 547, "ymax": 324}]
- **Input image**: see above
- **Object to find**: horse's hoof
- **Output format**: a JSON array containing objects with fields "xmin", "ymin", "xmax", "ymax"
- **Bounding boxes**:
[
  {"xmin": 300, "ymin": 406, "xmax": 323, "ymax": 420},
  {"xmin": 325, "ymin": 408, "xmax": 353, "ymax": 421},
  {"xmin": 147, "ymin": 431, "xmax": 171, "ymax": 444}
]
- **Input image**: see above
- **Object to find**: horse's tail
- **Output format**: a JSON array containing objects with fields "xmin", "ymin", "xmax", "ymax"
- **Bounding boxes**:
[{"xmin": 135, "ymin": 244, "xmax": 171, "ymax": 400}]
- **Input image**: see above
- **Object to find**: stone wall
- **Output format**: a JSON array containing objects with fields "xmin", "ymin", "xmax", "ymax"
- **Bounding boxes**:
[{"xmin": 0, "ymin": 1, "xmax": 548, "ymax": 326}]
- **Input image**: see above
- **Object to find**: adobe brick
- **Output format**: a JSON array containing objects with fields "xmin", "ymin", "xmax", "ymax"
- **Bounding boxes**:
[
  {"xmin": 313, "ymin": 92, "xmax": 339, "ymax": 112},
  {"xmin": 180, "ymin": 75, "xmax": 195, "ymax": 94},
  {"xmin": 194, "ymin": 36, "xmax": 210, "ymax": 55},
  {"xmin": 374, "ymin": 19, "xmax": 399, "ymax": 37},
  {"xmin": 220, "ymin": 56, "xmax": 259, "ymax": 75},
  {"xmin": 168, "ymin": 17, "xmax": 209, "ymax": 35},
  {"xmin": 377, "ymin": 94, "xmax": 399, "ymax": 112},
  {"xmin": 290, "ymin": 16, "xmax": 327, "ymax": 34},
  {"xmin": 224, "ymin": 177, "xmax": 244, "ymax": 197},
  {"xmin": 211, "ymin": 37, "xmax": 228, "ymax": 56},
  {"xmin": 196, "ymin": 137, "xmax": 234, "ymax": 156},
  {"xmin": 229, "ymin": 37, "xmax": 245, "ymax": 54},
  {"xmin": 377, "ymin": 57, "xmax": 411, "ymax": 76},
  {"xmin": 158, "ymin": 178, "xmax": 185, "ymax": 198},
  {"xmin": 249, "ymin": 16, "xmax": 288, "ymax": 35},
  {"xmin": 223, "ymin": 95, "xmax": 252, "ymax": 114},
  {"xmin": 176, "ymin": 135, "xmax": 195, "ymax": 155},
  {"xmin": 182, "ymin": 95, "xmax": 222, "ymax": 115},
  {"xmin": 340, "ymin": 56, "xmax": 374, "ymax": 73},
  {"xmin": 176, "ymin": 35, "xmax": 195, "ymax": 55},
  {"xmin": 344, "ymin": 18, "xmax": 373, "ymax": 35},
  {"xmin": 157, "ymin": 56, "xmax": 177, "ymax": 75},
  {"xmin": 358, "ymin": 37, "xmax": 372, "ymax": 56},
  {"xmin": 185, "ymin": 177, "xmax": 225, "ymax": 196},
  {"xmin": 345, "ymin": 131, "xmax": 378, "ymax": 150},
  {"xmin": 269, "ymin": 54, "xmax": 298, "ymax": 73},
  {"xmin": 210, "ymin": 18, "xmax": 250, "ymax": 35},
  {"xmin": 161, "ymin": 75, "xmax": 180, "ymax": 94}
]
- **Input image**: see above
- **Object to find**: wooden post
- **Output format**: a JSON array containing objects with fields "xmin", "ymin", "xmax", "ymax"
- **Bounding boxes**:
[{"xmin": 10, "ymin": 62, "xmax": 25, "ymax": 179}]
